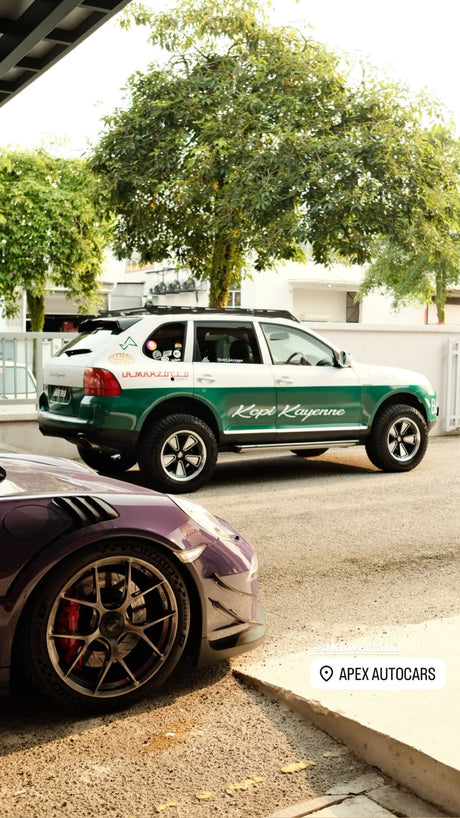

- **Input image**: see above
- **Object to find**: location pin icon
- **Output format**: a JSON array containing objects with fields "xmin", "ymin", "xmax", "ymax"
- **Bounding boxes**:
[{"xmin": 319, "ymin": 665, "xmax": 333, "ymax": 682}]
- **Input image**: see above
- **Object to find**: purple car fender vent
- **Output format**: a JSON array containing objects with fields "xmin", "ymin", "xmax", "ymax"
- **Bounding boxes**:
[{"xmin": 52, "ymin": 496, "xmax": 119, "ymax": 528}]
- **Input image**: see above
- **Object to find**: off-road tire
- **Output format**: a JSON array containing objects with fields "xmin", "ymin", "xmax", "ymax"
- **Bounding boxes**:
[
  {"xmin": 365, "ymin": 404, "xmax": 428, "ymax": 472},
  {"xmin": 139, "ymin": 413, "xmax": 218, "ymax": 493}
]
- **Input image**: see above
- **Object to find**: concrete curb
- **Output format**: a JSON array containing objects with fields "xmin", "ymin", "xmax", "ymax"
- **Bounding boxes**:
[
  {"xmin": 266, "ymin": 782, "xmax": 449, "ymax": 818},
  {"xmin": 236, "ymin": 670, "xmax": 459, "ymax": 816},
  {"xmin": 234, "ymin": 618, "xmax": 460, "ymax": 816}
]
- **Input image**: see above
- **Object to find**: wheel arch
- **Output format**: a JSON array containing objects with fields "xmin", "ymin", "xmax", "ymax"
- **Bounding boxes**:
[
  {"xmin": 370, "ymin": 391, "xmax": 428, "ymax": 429},
  {"xmin": 8, "ymin": 532, "xmax": 204, "ymax": 675},
  {"xmin": 139, "ymin": 397, "xmax": 221, "ymax": 444}
]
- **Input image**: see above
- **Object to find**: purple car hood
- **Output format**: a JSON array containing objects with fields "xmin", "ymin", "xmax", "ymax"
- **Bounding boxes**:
[{"xmin": 0, "ymin": 454, "xmax": 157, "ymax": 499}]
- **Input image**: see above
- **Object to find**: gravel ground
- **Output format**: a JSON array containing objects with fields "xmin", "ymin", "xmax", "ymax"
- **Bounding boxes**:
[
  {"xmin": 1, "ymin": 661, "xmax": 371, "ymax": 818},
  {"xmin": 1, "ymin": 435, "xmax": 458, "ymax": 817}
]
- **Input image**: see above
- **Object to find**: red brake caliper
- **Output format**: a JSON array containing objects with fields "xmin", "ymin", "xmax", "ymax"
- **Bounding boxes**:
[{"xmin": 55, "ymin": 589, "xmax": 82, "ymax": 666}]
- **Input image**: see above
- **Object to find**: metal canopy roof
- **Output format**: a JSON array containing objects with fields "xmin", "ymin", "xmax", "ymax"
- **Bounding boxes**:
[{"xmin": 0, "ymin": 0, "xmax": 131, "ymax": 108}]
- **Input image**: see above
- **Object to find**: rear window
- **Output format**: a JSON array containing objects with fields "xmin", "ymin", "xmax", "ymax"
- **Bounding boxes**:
[
  {"xmin": 53, "ymin": 330, "xmax": 116, "ymax": 358},
  {"xmin": 53, "ymin": 317, "xmax": 143, "ymax": 359}
]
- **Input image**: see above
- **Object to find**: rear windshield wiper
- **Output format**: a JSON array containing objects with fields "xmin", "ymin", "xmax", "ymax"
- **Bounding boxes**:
[{"xmin": 64, "ymin": 348, "xmax": 92, "ymax": 356}]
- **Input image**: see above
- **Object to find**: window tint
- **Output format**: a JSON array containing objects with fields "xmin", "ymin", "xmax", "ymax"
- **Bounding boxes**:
[
  {"xmin": 54, "ymin": 330, "xmax": 114, "ymax": 358},
  {"xmin": 54, "ymin": 318, "xmax": 142, "ymax": 358},
  {"xmin": 143, "ymin": 322, "xmax": 186, "ymax": 361},
  {"xmin": 261, "ymin": 323, "xmax": 335, "ymax": 366},
  {"xmin": 194, "ymin": 322, "xmax": 261, "ymax": 363}
]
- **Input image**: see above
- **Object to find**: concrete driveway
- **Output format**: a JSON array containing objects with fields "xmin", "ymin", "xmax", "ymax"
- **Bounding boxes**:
[
  {"xmin": 0, "ymin": 435, "xmax": 458, "ymax": 817},
  {"xmin": 194, "ymin": 435, "xmax": 460, "ymax": 656}
]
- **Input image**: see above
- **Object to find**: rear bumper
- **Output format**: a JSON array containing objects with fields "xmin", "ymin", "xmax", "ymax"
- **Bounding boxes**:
[{"xmin": 38, "ymin": 410, "xmax": 138, "ymax": 454}]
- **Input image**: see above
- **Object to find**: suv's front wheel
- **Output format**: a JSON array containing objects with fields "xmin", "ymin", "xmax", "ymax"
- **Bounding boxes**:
[
  {"xmin": 139, "ymin": 414, "xmax": 218, "ymax": 493},
  {"xmin": 365, "ymin": 404, "xmax": 428, "ymax": 472}
]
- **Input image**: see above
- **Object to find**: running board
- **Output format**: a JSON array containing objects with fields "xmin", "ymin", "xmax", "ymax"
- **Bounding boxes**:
[{"xmin": 231, "ymin": 440, "xmax": 360, "ymax": 452}]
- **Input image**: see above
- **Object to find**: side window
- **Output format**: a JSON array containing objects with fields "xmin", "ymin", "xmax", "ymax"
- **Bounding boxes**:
[
  {"xmin": 261, "ymin": 323, "xmax": 335, "ymax": 367},
  {"xmin": 194, "ymin": 322, "xmax": 261, "ymax": 364},
  {"xmin": 143, "ymin": 322, "xmax": 186, "ymax": 361}
]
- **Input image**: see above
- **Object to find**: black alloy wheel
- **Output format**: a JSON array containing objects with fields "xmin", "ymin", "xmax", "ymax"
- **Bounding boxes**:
[{"xmin": 17, "ymin": 540, "xmax": 190, "ymax": 710}]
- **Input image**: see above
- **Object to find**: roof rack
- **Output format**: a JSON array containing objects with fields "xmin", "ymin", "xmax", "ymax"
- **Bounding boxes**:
[{"xmin": 96, "ymin": 305, "xmax": 300, "ymax": 322}]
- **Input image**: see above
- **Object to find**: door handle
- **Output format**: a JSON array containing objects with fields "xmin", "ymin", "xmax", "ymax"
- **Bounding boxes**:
[
  {"xmin": 197, "ymin": 374, "xmax": 216, "ymax": 383},
  {"xmin": 276, "ymin": 376, "xmax": 294, "ymax": 385}
]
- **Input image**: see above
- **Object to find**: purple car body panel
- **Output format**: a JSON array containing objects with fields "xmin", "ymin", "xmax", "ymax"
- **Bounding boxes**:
[{"xmin": 0, "ymin": 454, "xmax": 265, "ymax": 697}]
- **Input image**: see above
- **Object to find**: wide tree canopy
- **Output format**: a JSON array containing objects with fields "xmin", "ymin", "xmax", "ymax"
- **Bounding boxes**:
[
  {"xmin": 92, "ymin": 0, "xmax": 451, "ymax": 307},
  {"xmin": 0, "ymin": 149, "xmax": 109, "ymax": 331},
  {"xmin": 358, "ymin": 124, "xmax": 460, "ymax": 323}
]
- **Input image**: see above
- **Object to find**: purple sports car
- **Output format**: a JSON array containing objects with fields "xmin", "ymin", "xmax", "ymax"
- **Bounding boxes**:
[{"xmin": 0, "ymin": 453, "xmax": 264, "ymax": 710}]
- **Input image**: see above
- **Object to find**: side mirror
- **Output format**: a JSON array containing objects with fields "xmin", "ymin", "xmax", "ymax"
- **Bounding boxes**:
[{"xmin": 334, "ymin": 349, "xmax": 352, "ymax": 368}]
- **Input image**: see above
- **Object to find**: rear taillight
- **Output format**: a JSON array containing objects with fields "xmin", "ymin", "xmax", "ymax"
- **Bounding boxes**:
[{"xmin": 84, "ymin": 368, "xmax": 121, "ymax": 397}]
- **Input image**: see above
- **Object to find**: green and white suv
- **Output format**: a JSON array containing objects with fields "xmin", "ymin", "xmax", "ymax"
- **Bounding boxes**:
[{"xmin": 38, "ymin": 307, "xmax": 438, "ymax": 492}]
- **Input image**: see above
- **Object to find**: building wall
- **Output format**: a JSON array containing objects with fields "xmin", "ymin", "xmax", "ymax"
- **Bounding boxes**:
[{"xmin": 237, "ymin": 259, "xmax": 439, "ymax": 324}]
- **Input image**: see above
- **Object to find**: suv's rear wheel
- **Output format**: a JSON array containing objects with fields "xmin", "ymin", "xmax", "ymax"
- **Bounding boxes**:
[
  {"xmin": 77, "ymin": 446, "xmax": 137, "ymax": 475},
  {"xmin": 139, "ymin": 414, "xmax": 218, "ymax": 493},
  {"xmin": 365, "ymin": 404, "xmax": 428, "ymax": 472}
]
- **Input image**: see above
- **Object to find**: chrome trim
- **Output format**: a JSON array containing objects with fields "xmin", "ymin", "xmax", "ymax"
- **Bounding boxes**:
[
  {"xmin": 231, "ymin": 439, "xmax": 361, "ymax": 451},
  {"xmin": 223, "ymin": 425, "xmax": 368, "ymax": 436}
]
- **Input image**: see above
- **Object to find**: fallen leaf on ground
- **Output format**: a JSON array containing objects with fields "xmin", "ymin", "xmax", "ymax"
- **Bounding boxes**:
[
  {"xmin": 226, "ymin": 775, "xmax": 264, "ymax": 795},
  {"xmin": 155, "ymin": 802, "xmax": 177, "ymax": 813},
  {"xmin": 281, "ymin": 760, "xmax": 316, "ymax": 774},
  {"xmin": 195, "ymin": 792, "xmax": 213, "ymax": 800}
]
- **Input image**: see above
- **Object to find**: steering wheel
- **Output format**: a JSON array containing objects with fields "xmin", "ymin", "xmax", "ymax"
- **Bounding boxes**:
[{"xmin": 285, "ymin": 351, "xmax": 310, "ymax": 365}]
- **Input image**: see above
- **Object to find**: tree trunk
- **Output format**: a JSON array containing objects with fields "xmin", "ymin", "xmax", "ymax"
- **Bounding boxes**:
[
  {"xmin": 26, "ymin": 291, "xmax": 45, "ymax": 332},
  {"xmin": 208, "ymin": 236, "xmax": 242, "ymax": 308},
  {"xmin": 435, "ymin": 266, "xmax": 447, "ymax": 324}
]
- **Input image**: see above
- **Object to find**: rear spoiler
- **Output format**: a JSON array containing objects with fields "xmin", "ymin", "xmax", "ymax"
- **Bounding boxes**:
[{"xmin": 77, "ymin": 317, "xmax": 142, "ymax": 335}]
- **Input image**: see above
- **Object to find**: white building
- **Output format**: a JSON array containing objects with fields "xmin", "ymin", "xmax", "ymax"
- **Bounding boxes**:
[
  {"xmin": 101, "ymin": 253, "xmax": 460, "ymax": 327},
  {"xmin": 6, "ymin": 251, "xmax": 460, "ymax": 331}
]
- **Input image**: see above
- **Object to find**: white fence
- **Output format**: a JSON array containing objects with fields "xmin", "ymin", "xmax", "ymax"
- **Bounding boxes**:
[
  {"xmin": 445, "ymin": 338, "xmax": 460, "ymax": 431},
  {"xmin": 0, "ymin": 332, "xmax": 68, "ymax": 403}
]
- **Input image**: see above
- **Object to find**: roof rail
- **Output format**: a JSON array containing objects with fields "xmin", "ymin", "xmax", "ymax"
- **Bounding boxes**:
[{"xmin": 96, "ymin": 305, "xmax": 300, "ymax": 322}]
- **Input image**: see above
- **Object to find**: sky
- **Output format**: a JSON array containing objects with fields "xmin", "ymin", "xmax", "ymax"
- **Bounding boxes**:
[{"xmin": 1, "ymin": 0, "xmax": 459, "ymax": 156}]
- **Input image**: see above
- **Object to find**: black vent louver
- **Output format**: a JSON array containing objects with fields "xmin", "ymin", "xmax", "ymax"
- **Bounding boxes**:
[{"xmin": 53, "ymin": 496, "xmax": 119, "ymax": 528}]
